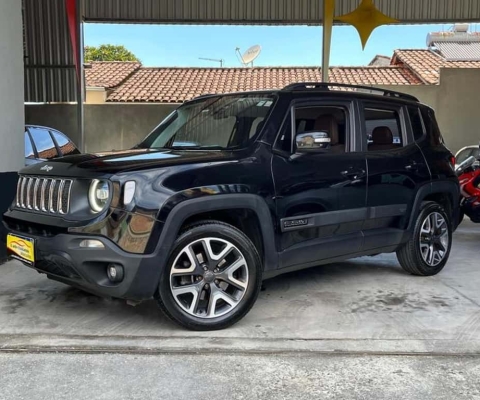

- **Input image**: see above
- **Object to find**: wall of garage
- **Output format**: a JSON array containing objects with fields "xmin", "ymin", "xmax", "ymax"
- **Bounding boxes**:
[
  {"xmin": 25, "ymin": 67, "xmax": 480, "ymax": 155},
  {"xmin": 0, "ymin": 0, "xmax": 26, "ymax": 260},
  {"xmin": 381, "ymin": 68, "xmax": 480, "ymax": 153},
  {"xmin": 0, "ymin": 1, "xmax": 24, "ymax": 173},
  {"xmin": 25, "ymin": 104, "xmax": 177, "ymax": 153}
]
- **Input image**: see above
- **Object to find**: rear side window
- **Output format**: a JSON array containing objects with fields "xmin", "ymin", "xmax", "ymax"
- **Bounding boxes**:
[
  {"xmin": 364, "ymin": 107, "xmax": 403, "ymax": 151},
  {"xmin": 51, "ymin": 131, "xmax": 79, "ymax": 157},
  {"xmin": 24, "ymin": 131, "xmax": 35, "ymax": 159},
  {"xmin": 408, "ymin": 106, "xmax": 425, "ymax": 141},
  {"xmin": 28, "ymin": 127, "xmax": 58, "ymax": 159},
  {"xmin": 421, "ymin": 108, "xmax": 444, "ymax": 146}
]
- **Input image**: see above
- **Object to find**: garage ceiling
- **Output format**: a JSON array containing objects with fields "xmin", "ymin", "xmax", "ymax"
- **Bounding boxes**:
[{"xmin": 83, "ymin": 0, "xmax": 480, "ymax": 25}]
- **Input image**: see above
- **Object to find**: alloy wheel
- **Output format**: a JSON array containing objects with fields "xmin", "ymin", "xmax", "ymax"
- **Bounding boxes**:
[
  {"xmin": 169, "ymin": 237, "xmax": 249, "ymax": 318},
  {"xmin": 419, "ymin": 212, "xmax": 449, "ymax": 267}
]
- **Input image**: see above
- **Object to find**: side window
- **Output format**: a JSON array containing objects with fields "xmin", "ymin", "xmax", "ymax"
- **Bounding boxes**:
[
  {"xmin": 51, "ymin": 131, "xmax": 79, "ymax": 157},
  {"xmin": 24, "ymin": 131, "xmax": 35, "ymax": 159},
  {"xmin": 364, "ymin": 107, "xmax": 403, "ymax": 152},
  {"xmin": 294, "ymin": 106, "xmax": 347, "ymax": 154},
  {"xmin": 408, "ymin": 106, "xmax": 425, "ymax": 141},
  {"xmin": 28, "ymin": 127, "xmax": 58, "ymax": 160},
  {"xmin": 421, "ymin": 108, "xmax": 444, "ymax": 146}
]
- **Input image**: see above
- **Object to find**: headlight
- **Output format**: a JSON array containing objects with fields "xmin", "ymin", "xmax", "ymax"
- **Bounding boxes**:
[{"xmin": 88, "ymin": 179, "xmax": 110, "ymax": 213}]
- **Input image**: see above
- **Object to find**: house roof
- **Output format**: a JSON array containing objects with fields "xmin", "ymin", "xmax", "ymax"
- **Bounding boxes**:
[
  {"xmin": 368, "ymin": 55, "xmax": 392, "ymax": 66},
  {"xmin": 106, "ymin": 65, "xmax": 422, "ymax": 103},
  {"xmin": 392, "ymin": 49, "xmax": 480, "ymax": 84},
  {"xmin": 85, "ymin": 61, "xmax": 141, "ymax": 89}
]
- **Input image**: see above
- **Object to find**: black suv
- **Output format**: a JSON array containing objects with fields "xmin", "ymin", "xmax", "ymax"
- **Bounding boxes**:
[{"xmin": 4, "ymin": 83, "xmax": 459, "ymax": 330}]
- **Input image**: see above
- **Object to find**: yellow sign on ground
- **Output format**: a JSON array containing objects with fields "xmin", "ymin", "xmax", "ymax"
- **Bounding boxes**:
[{"xmin": 7, "ymin": 234, "xmax": 35, "ymax": 264}]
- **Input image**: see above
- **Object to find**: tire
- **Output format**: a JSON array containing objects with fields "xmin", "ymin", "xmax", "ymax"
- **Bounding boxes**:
[
  {"xmin": 155, "ymin": 220, "xmax": 263, "ymax": 331},
  {"xmin": 458, "ymin": 209, "xmax": 465, "ymax": 226},
  {"xmin": 396, "ymin": 201, "xmax": 453, "ymax": 276}
]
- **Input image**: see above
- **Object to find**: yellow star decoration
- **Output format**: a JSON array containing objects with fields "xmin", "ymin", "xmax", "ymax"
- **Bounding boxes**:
[{"xmin": 335, "ymin": 0, "xmax": 399, "ymax": 49}]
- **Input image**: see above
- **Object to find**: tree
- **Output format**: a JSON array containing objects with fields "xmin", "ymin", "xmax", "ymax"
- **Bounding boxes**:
[{"xmin": 84, "ymin": 45, "xmax": 140, "ymax": 62}]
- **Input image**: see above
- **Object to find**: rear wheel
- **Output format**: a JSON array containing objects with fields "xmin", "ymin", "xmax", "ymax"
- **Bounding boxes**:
[
  {"xmin": 156, "ymin": 220, "xmax": 262, "ymax": 331},
  {"xmin": 458, "ymin": 208, "xmax": 465, "ymax": 226},
  {"xmin": 397, "ymin": 202, "xmax": 452, "ymax": 276}
]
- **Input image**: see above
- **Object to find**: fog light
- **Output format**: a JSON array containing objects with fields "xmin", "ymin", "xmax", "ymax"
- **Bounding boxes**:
[
  {"xmin": 107, "ymin": 264, "xmax": 124, "ymax": 283},
  {"xmin": 79, "ymin": 240, "xmax": 105, "ymax": 249}
]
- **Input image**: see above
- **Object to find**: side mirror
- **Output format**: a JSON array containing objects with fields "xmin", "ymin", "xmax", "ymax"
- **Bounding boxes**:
[{"xmin": 295, "ymin": 131, "xmax": 331, "ymax": 154}]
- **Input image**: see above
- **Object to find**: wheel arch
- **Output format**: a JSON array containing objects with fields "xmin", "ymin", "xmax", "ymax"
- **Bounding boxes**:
[
  {"xmin": 152, "ymin": 194, "xmax": 278, "ymax": 279},
  {"xmin": 407, "ymin": 181, "xmax": 460, "ymax": 232}
]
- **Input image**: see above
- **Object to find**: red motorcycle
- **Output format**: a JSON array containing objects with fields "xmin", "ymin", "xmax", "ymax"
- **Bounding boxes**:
[{"xmin": 456, "ymin": 149, "xmax": 480, "ymax": 224}]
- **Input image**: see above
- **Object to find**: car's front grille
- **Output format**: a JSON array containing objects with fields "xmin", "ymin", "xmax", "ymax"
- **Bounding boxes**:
[{"xmin": 16, "ymin": 176, "xmax": 73, "ymax": 214}]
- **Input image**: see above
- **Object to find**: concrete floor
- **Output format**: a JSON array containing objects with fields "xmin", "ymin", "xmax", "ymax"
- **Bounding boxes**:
[
  {"xmin": 0, "ymin": 221, "xmax": 479, "ymax": 398},
  {"xmin": 1, "ymin": 221, "xmax": 480, "ymax": 351},
  {"xmin": 1, "ymin": 353, "xmax": 480, "ymax": 400}
]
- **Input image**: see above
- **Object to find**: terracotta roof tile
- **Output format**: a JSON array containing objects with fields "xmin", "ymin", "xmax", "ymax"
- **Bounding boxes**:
[
  {"xmin": 392, "ymin": 49, "xmax": 480, "ymax": 84},
  {"xmin": 107, "ymin": 66, "xmax": 422, "ymax": 103},
  {"xmin": 85, "ymin": 61, "xmax": 141, "ymax": 88}
]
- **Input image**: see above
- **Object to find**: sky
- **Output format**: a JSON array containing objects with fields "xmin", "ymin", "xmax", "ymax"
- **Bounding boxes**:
[{"xmin": 84, "ymin": 23, "xmax": 480, "ymax": 68}]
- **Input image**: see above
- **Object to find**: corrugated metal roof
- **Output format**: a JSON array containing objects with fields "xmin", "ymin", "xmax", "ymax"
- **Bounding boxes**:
[
  {"xmin": 84, "ymin": 0, "xmax": 480, "ymax": 24},
  {"xmin": 23, "ymin": 0, "xmax": 76, "ymax": 102},
  {"xmin": 434, "ymin": 41, "xmax": 480, "ymax": 61}
]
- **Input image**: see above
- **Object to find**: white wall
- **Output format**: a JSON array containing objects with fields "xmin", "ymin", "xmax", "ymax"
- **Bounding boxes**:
[
  {"xmin": 380, "ymin": 68, "xmax": 480, "ymax": 153},
  {"xmin": 0, "ymin": 0, "xmax": 24, "ymax": 172}
]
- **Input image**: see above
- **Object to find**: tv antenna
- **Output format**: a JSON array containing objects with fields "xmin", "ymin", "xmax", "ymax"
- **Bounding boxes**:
[
  {"xmin": 199, "ymin": 57, "xmax": 224, "ymax": 67},
  {"xmin": 236, "ymin": 45, "xmax": 262, "ymax": 67}
]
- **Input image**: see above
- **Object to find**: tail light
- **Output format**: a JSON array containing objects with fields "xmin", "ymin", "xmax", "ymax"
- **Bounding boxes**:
[{"xmin": 450, "ymin": 155, "xmax": 456, "ymax": 167}]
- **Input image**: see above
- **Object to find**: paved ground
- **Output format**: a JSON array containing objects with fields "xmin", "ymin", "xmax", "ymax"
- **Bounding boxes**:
[
  {"xmin": 1, "ymin": 221, "xmax": 480, "ymax": 352},
  {"xmin": 1, "ymin": 352, "xmax": 480, "ymax": 400},
  {"xmin": 0, "ymin": 221, "xmax": 479, "ymax": 398}
]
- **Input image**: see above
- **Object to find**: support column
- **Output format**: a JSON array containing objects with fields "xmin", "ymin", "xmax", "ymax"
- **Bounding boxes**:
[
  {"xmin": 76, "ymin": 2, "xmax": 85, "ymax": 153},
  {"xmin": 0, "ymin": 0, "xmax": 25, "ymax": 258},
  {"xmin": 322, "ymin": 0, "xmax": 335, "ymax": 82},
  {"xmin": 66, "ymin": 0, "xmax": 85, "ymax": 152}
]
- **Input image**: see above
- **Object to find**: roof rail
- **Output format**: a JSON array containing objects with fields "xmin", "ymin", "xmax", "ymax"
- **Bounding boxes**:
[
  {"xmin": 190, "ymin": 93, "xmax": 215, "ymax": 101},
  {"xmin": 282, "ymin": 82, "xmax": 419, "ymax": 102}
]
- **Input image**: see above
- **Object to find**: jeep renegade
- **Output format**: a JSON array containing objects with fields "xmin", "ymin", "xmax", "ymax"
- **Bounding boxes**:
[{"xmin": 4, "ymin": 83, "xmax": 460, "ymax": 330}]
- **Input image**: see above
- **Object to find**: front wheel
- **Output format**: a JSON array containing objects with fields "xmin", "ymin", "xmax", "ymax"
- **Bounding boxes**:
[
  {"xmin": 397, "ymin": 202, "xmax": 452, "ymax": 276},
  {"xmin": 156, "ymin": 220, "xmax": 263, "ymax": 331}
]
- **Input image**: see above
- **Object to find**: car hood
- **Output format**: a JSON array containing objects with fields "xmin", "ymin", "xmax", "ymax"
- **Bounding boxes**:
[{"xmin": 21, "ymin": 148, "xmax": 236, "ymax": 177}]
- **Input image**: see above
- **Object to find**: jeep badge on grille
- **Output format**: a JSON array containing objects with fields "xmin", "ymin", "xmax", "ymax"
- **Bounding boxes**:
[{"xmin": 40, "ymin": 165, "xmax": 53, "ymax": 172}]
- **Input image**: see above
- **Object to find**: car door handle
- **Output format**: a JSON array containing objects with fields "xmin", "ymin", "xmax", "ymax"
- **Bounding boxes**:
[
  {"xmin": 405, "ymin": 161, "xmax": 424, "ymax": 171},
  {"xmin": 341, "ymin": 168, "xmax": 366, "ymax": 180}
]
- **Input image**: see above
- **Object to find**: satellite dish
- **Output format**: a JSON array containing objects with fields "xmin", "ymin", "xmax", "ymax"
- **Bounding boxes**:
[{"xmin": 239, "ymin": 45, "xmax": 262, "ymax": 66}]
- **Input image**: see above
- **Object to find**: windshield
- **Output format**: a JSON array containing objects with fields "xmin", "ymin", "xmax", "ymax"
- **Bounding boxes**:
[{"xmin": 139, "ymin": 94, "xmax": 276, "ymax": 150}]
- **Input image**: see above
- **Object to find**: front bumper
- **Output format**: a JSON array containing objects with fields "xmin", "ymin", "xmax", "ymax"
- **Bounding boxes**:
[{"xmin": 4, "ymin": 227, "xmax": 162, "ymax": 301}]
